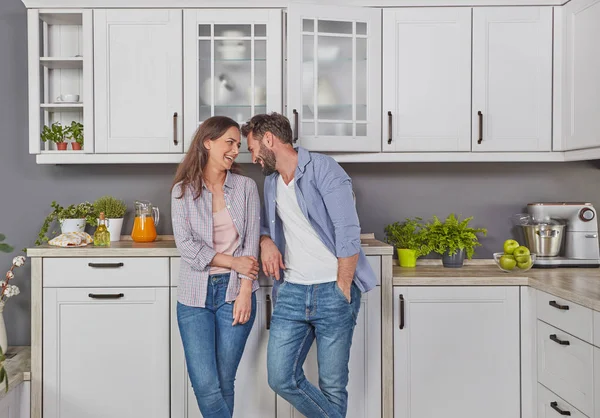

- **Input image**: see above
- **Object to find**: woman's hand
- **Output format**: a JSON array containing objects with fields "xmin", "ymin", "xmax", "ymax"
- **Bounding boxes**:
[
  {"xmin": 232, "ymin": 286, "xmax": 253, "ymax": 326},
  {"xmin": 231, "ymin": 256, "xmax": 259, "ymax": 279}
]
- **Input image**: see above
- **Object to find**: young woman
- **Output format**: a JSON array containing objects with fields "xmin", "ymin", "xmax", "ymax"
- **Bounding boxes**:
[{"xmin": 171, "ymin": 116, "xmax": 260, "ymax": 418}]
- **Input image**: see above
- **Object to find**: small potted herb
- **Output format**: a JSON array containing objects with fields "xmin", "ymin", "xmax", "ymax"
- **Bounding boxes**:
[
  {"xmin": 36, "ymin": 201, "xmax": 97, "ymax": 246},
  {"xmin": 40, "ymin": 122, "xmax": 68, "ymax": 151},
  {"xmin": 66, "ymin": 121, "xmax": 84, "ymax": 150},
  {"xmin": 384, "ymin": 217, "xmax": 432, "ymax": 267},
  {"xmin": 426, "ymin": 213, "xmax": 487, "ymax": 268},
  {"xmin": 93, "ymin": 196, "xmax": 127, "ymax": 241}
]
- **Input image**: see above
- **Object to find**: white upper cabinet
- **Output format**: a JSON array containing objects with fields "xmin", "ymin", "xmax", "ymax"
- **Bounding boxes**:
[
  {"xmin": 183, "ymin": 10, "xmax": 282, "ymax": 153},
  {"xmin": 94, "ymin": 10, "xmax": 183, "ymax": 153},
  {"xmin": 382, "ymin": 8, "xmax": 471, "ymax": 152},
  {"xmin": 287, "ymin": 4, "xmax": 382, "ymax": 152},
  {"xmin": 557, "ymin": 0, "xmax": 600, "ymax": 151},
  {"xmin": 472, "ymin": 7, "xmax": 553, "ymax": 152}
]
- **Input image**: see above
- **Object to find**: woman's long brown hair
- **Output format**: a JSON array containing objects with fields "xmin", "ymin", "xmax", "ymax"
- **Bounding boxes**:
[{"xmin": 171, "ymin": 116, "xmax": 242, "ymax": 200}]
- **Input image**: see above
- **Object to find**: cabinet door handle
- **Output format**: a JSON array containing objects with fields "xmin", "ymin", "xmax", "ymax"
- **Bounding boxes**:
[
  {"xmin": 549, "ymin": 300, "xmax": 569, "ymax": 310},
  {"xmin": 173, "ymin": 112, "xmax": 179, "ymax": 146},
  {"xmin": 88, "ymin": 293, "xmax": 124, "ymax": 299},
  {"xmin": 266, "ymin": 294, "xmax": 272, "ymax": 330},
  {"xmin": 550, "ymin": 401, "xmax": 572, "ymax": 416},
  {"xmin": 399, "ymin": 294, "xmax": 405, "ymax": 330},
  {"xmin": 87, "ymin": 262, "xmax": 124, "ymax": 268},
  {"xmin": 387, "ymin": 111, "xmax": 393, "ymax": 144},
  {"xmin": 292, "ymin": 109, "xmax": 298, "ymax": 143},
  {"xmin": 549, "ymin": 334, "xmax": 570, "ymax": 346},
  {"xmin": 477, "ymin": 111, "xmax": 483, "ymax": 144}
]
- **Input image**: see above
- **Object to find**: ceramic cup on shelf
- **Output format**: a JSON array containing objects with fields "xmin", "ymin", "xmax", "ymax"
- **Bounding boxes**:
[{"xmin": 56, "ymin": 94, "xmax": 80, "ymax": 103}]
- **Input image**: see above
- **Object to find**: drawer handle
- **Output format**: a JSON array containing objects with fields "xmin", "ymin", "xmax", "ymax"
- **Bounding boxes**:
[
  {"xmin": 88, "ymin": 293, "xmax": 124, "ymax": 299},
  {"xmin": 550, "ymin": 401, "xmax": 571, "ymax": 416},
  {"xmin": 88, "ymin": 262, "xmax": 124, "ymax": 268},
  {"xmin": 549, "ymin": 334, "xmax": 570, "ymax": 346},
  {"xmin": 266, "ymin": 294, "xmax": 272, "ymax": 330},
  {"xmin": 399, "ymin": 294, "xmax": 405, "ymax": 330},
  {"xmin": 549, "ymin": 300, "xmax": 569, "ymax": 310}
]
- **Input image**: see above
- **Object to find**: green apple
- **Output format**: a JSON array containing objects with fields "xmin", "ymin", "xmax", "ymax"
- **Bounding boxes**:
[
  {"xmin": 513, "ymin": 246, "xmax": 531, "ymax": 263},
  {"xmin": 503, "ymin": 239, "xmax": 520, "ymax": 255},
  {"xmin": 517, "ymin": 259, "xmax": 533, "ymax": 270},
  {"xmin": 499, "ymin": 255, "xmax": 517, "ymax": 270}
]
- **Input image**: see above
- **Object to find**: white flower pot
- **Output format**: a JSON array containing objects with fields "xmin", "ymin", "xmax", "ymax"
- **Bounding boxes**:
[
  {"xmin": 106, "ymin": 218, "xmax": 124, "ymax": 242},
  {"xmin": 60, "ymin": 218, "xmax": 86, "ymax": 234}
]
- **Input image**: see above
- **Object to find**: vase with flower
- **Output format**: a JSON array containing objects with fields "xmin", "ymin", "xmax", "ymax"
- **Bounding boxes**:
[{"xmin": 0, "ymin": 234, "xmax": 24, "ymax": 354}]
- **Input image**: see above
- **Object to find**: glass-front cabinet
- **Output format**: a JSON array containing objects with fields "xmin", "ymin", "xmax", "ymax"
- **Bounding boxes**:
[
  {"xmin": 287, "ymin": 4, "xmax": 381, "ymax": 152},
  {"xmin": 183, "ymin": 10, "xmax": 282, "ymax": 153}
]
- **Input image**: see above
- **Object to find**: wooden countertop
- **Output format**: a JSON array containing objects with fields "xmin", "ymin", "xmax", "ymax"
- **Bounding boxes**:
[
  {"xmin": 394, "ymin": 260, "xmax": 600, "ymax": 311},
  {"xmin": 0, "ymin": 346, "xmax": 30, "ymax": 400},
  {"xmin": 26, "ymin": 234, "xmax": 393, "ymax": 257}
]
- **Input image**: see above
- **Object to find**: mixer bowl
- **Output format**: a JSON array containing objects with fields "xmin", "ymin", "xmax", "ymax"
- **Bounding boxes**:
[{"xmin": 521, "ymin": 224, "xmax": 565, "ymax": 257}]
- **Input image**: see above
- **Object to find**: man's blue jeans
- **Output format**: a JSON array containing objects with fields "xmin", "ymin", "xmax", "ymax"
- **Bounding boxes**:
[
  {"xmin": 267, "ymin": 280, "xmax": 361, "ymax": 418},
  {"xmin": 177, "ymin": 273, "xmax": 256, "ymax": 418}
]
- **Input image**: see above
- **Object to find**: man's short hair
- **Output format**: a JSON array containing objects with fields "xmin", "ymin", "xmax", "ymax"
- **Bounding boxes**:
[{"xmin": 241, "ymin": 112, "xmax": 293, "ymax": 145}]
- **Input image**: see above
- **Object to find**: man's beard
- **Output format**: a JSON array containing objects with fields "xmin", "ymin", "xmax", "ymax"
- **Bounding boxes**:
[{"xmin": 258, "ymin": 142, "xmax": 277, "ymax": 176}]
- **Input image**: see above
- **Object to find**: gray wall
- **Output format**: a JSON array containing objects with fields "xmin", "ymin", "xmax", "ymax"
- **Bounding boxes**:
[{"xmin": 2, "ymin": 0, "xmax": 600, "ymax": 345}]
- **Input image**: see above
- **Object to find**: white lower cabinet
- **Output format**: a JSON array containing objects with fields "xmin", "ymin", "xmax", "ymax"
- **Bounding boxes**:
[
  {"xmin": 0, "ymin": 381, "xmax": 30, "ymax": 418},
  {"xmin": 276, "ymin": 286, "xmax": 382, "ymax": 418},
  {"xmin": 42, "ymin": 287, "xmax": 170, "ymax": 418},
  {"xmin": 537, "ymin": 383, "xmax": 587, "ymax": 418},
  {"xmin": 171, "ymin": 286, "xmax": 275, "ymax": 418},
  {"xmin": 393, "ymin": 286, "xmax": 520, "ymax": 418},
  {"xmin": 595, "ymin": 348, "xmax": 600, "ymax": 418}
]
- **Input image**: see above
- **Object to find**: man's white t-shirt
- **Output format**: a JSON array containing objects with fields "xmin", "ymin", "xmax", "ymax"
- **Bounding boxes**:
[{"xmin": 276, "ymin": 176, "xmax": 338, "ymax": 285}]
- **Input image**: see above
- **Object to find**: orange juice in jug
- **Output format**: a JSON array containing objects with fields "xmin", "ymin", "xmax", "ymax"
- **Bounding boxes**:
[{"xmin": 131, "ymin": 200, "xmax": 159, "ymax": 242}]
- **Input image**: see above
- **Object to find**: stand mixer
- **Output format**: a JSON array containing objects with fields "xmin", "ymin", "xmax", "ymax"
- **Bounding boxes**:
[{"xmin": 525, "ymin": 202, "xmax": 600, "ymax": 268}]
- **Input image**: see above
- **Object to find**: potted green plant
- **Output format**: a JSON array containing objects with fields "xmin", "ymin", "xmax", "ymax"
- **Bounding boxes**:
[
  {"xmin": 93, "ymin": 196, "xmax": 127, "ymax": 241},
  {"xmin": 66, "ymin": 121, "xmax": 84, "ymax": 151},
  {"xmin": 40, "ymin": 122, "xmax": 68, "ymax": 151},
  {"xmin": 426, "ymin": 213, "xmax": 487, "ymax": 268},
  {"xmin": 384, "ymin": 217, "xmax": 432, "ymax": 267},
  {"xmin": 36, "ymin": 201, "xmax": 96, "ymax": 246}
]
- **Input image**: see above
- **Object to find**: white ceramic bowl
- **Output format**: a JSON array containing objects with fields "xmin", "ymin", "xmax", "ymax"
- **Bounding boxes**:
[{"xmin": 493, "ymin": 252, "xmax": 536, "ymax": 273}]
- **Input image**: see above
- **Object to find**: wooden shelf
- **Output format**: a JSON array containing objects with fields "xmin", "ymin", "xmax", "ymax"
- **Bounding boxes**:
[{"xmin": 40, "ymin": 57, "xmax": 83, "ymax": 69}]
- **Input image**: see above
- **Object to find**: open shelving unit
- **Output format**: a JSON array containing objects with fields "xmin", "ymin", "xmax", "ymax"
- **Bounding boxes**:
[{"xmin": 27, "ymin": 9, "xmax": 93, "ymax": 154}]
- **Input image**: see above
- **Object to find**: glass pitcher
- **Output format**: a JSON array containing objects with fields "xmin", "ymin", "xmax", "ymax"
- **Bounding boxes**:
[{"xmin": 131, "ymin": 200, "xmax": 159, "ymax": 243}]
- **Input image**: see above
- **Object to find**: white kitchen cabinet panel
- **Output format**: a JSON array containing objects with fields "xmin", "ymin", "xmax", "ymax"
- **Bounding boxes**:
[
  {"xmin": 43, "ymin": 287, "xmax": 170, "ymax": 418},
  {"xmin": 183, "ymin": 10, "xmax": 282, "ymax": 154},
  {"xmin": 537, "ymin": 383, "xmax": 587, "ymax": 418},
  {"xmin": 382, "ymin": 8, "xmax": 471, "ymax": 152},
  {"xmin": 472, "ymin": 7, "xmax": 552, "ymax": 152},
  {"xmin": 277, "ymin": 286, "xmax": 381, "ymax": 418},
  {"xmin": 287, "ymin": 4, "xmax": 382, "ymax": 152},
  {"xmin": 171, "ymin": 287, "xmax": 275, "ymax": 418},
  {"xmin": 394, "ymin": 286, "xmax": 520, "ymax": 418},
  {"xmin": 94, "ymin": 9, "xmax": 183, "ymax": 153},
  {"xmin": 560, "ymin": 0, "xmax": 600, "ymax": 151},
  {"xmin": 537, "ymin": 320, "xmax": 594, "ymax": 417},
  {"xmin": 595, "ymin": 347, "xmax": 600, "ymax": 418}
]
